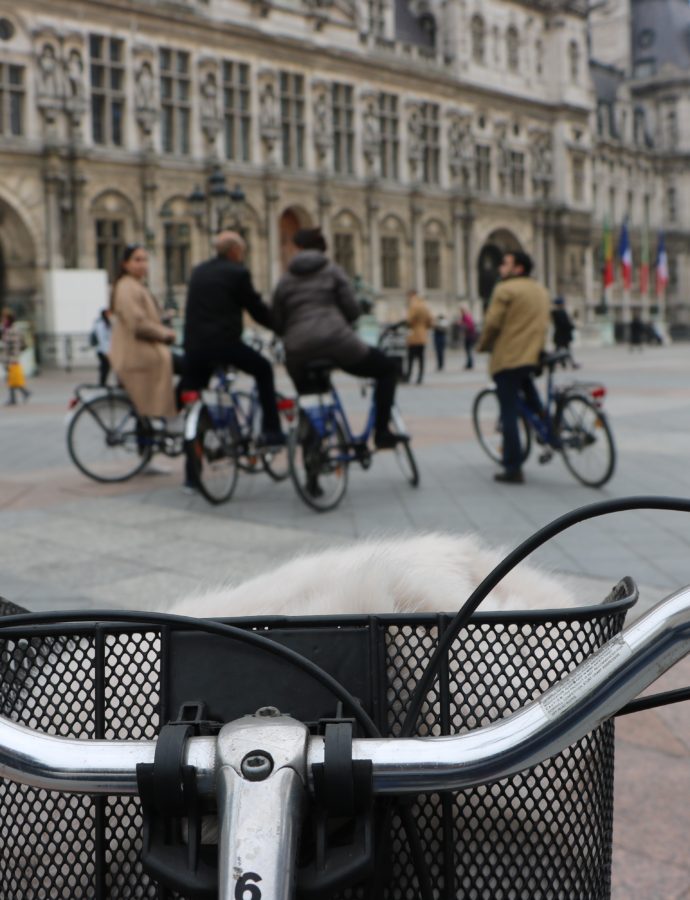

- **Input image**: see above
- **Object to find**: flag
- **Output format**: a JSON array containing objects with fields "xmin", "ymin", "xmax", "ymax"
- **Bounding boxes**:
[
  {"xmin": 618, "ymin": 219, "xmax": 633, "ymax": 290},
  {"xmin": 655, "ymin": 231, "xmax": 669, "ymax": 299},
  {"xmin": 602, "ymin": 217, "xmax": 614, "ymax": 288},
  {"xmin": 639, "ymin": 219, "xmax": 650, "ymax": 296}
]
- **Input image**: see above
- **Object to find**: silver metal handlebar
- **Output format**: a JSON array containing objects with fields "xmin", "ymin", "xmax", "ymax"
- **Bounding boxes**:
[{"xmin": 0, "ymin": 585, "xmax": 689, "ymax": 798}]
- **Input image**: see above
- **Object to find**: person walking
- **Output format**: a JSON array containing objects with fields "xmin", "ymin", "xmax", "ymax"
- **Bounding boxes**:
[
  {"xmin": 630, "ymin": 310, "xmax": 645, "ymax": 351},
  {"xmin": 272, "ymin": 227, "xmax": 403, "ymax": 451},
  {"xmin": 1, "ymin": 309, "xmax": 30, "ymax": 405},
  {"xmin": 459, "ymin": 305, "xmax": 477, "ymax": 370},
  {"xmin": 183, "ymin": 231, "xmax": 285, "ymax": 447},
  {"xmin": 433, "ymin": 314, "xmax": 448, "ymax": 371},
  {"xmin": 477, "ymin": 250, "xmax": 550, "ymax": 484},
  {"xmin": 406, "ymin": 290, "xmax": 433, "ymax": 384},
  {"xmin": 551, "ymin": 296, "xmax": 578, "ymax": 367},
  {"xmin": 92, "ymin": 308, "xmax": 112, "ymax": 387}
]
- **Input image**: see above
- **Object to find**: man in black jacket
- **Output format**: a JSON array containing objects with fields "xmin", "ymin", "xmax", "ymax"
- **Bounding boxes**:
[{"xmin": 183, "ymin": 231, "xmax": 284, "ymax": 445}]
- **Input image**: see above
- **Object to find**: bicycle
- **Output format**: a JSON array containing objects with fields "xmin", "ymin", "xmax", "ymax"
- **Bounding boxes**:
[
  {"xmin": 66, "ymin": 383, "xmax": 185, "ymax": 483},
  {"xmin": 184, "ymin": 367, "xmax": 296, "ymax": 505},
  {"xmin": 0, "ymin": 497, "xmax": 689, "ymax": 899},
  {"xmin": 472, "ymin": 350, "xmax": 616, "ymax": 487},
  {"xmin": 287, "ymin": 326, "xmax": 418, "ymax": 512}
]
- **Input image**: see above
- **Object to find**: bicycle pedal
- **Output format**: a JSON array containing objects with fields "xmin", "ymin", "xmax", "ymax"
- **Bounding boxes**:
[{"xmin": 538, "ymin": 450, "xmax": 553, "ymax": 465}]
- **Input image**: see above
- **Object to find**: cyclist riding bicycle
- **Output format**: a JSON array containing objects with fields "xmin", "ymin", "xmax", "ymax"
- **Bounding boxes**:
[
  {"xmin": 272, "ymin": 227, "xmax": 404, "ymax": 450},
  {"xmin": 477, "ymin": 250, "xmax": 550, "ymax": 485},
  {"xmin": 183, "ymin": 231, "xmax": 286, "ymax": 447}
]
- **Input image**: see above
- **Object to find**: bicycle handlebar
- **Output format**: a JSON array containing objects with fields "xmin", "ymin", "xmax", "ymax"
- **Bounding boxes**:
[{"xmin": 0, "ymin": 584, "xmax": 689, "ymax": 798}]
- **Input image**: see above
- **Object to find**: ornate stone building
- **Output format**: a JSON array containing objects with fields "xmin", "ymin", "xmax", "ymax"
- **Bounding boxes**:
[{"xmin": 0, "ymin": 0, "xmax": 686, "ymax": 331}]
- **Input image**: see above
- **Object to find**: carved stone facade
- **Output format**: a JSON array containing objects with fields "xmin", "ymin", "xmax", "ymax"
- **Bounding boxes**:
[{"xmin": 0, "ymin": 0, "xmax": 687, "ymax": 331}]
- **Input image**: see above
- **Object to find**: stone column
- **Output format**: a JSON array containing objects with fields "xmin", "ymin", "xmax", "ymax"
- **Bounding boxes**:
[
  {"xmin": 317, "ymin": 175, "xmax": 332, "ymax": 246},
  {"xmin": 451, "ymin": 195, "xmax": 464, "ymax": 302},
  {"xmin": 43, "ymin": 160, "xmax": 65, "ymax": 271},
  {"xmin": 461, "ymin": 198, "xmax": 475, "ymax": 310},
  {"xmin": 264, "ymin": 174, "xmax": 280, "ymax": 290},
  {"xmin": 366, "ymin": 189, "xmax": 380, "ymax": 292},
  {"xmin": 410, "ymin": 191, "xmax": 423, "ymax": 292},
  {"xmin": 71, "ymin": 165, "xmax": 88, "ymax": 269}
]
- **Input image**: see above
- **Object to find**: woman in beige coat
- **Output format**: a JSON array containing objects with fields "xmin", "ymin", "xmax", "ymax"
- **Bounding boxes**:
[
  {"xmin": 109, "ymin": 244, "xmax": 177, "ymax": 420},
  {"xmin": 405, "ymin": 290, "xmax": 433, "ymax": 384}
]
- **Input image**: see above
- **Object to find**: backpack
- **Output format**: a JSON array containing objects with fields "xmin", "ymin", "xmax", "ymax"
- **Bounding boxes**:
[{"xmin": 89, "ymin": 329, "xmax": 98, "ymax": 348}]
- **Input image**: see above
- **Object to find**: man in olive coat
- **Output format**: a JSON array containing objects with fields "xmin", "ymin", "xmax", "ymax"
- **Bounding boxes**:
[{"xmin": 477, "ymin": 251, "xmax": 550, "ymax": 483}]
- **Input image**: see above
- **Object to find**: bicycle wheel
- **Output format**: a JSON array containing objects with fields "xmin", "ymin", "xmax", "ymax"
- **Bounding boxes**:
[
  {"xmin": 67, "ymin": 393, "xmax": 152, "ymax": 482},
  {"xmin": 288, "ymin": 409, "xmax": 349, "ymax": 512},
  {"xmin": 472, "ymin": 388, "xmax": 531, "ymax": 465},
  {"xmin": 390, "ymin": 406, "xmax": 419, "ymax": 487},
  {"xmin": 185, "ymin": 404, "xmax": 239, "ymax": 504},
  {"xmin": 556, "ymin": 394, "xmax": 616, "ymax": 488},
  {"xmin": 263, "ymin": 393, "xmax": 296, "ymax": 482}
]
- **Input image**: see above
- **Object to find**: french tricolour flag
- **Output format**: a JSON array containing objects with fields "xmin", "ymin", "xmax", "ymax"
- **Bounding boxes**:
[
  {"xmin": 618, "ymin": 220, "xmax": 633, "ymax": 291},
  {"xmin": 656, "ymin": 231, "xmax": 669, "ymax": 298}
]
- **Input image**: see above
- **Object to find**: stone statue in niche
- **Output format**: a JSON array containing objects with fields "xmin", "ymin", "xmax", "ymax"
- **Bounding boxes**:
[
  {"xmin": 448, "ymin": 116, "xmax": 473, "ymax": 184},
  {"xmin": 313, "ymin": 90, "xmax": 332, "ymax": 153},
  {"xmin": 135, "ymin": 61, "xmax": 156, "ymax": 112},
  {"xmin": 259, "ymin": 81, "xmax": 279, "ymax": 136},
  {"xmin": 201, "ymin": 72, "xmax": 219, "ymax": 121},
  {"xmin": 37, "ymin": 43, "xmax": 62, "ymax": 101},
  {"xmin": 407, "ymin": 107, "xmax": 423, "ymax": 162},
  {"xmin": 65, "ymin": 49, "xmax": 85, "ymax": 100}
]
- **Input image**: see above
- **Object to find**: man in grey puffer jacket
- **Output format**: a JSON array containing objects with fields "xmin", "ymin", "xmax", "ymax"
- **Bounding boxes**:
[{"xmin": 272, "ymin": 228, "xmax": 403, "ymax": 448}]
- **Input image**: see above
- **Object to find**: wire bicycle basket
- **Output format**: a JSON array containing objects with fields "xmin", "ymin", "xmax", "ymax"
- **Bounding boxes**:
[{"xmin": 0, "ymin": 582, "xmax": 635, "ymax": 899}]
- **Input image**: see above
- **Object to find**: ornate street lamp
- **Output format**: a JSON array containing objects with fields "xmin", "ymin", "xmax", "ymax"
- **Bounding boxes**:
[{"xmin": 187, "ymin": 168, "xmax": 246, "ymax": 234}]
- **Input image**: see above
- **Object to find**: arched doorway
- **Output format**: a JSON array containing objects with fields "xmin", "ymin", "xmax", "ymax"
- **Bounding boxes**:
[
  {"xmin": 279, "ymin": 206, "xmax": 313, "ymax": 271},
  {"xmin": 477, "ymin": 229, "xmax": 523, "ymax": 308},
  {"xmin": 0, "ymin": 199, "xmax": 38, "ymax": 321}
]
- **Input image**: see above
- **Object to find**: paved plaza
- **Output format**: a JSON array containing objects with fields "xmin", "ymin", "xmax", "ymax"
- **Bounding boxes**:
[{"xmin": 1, "ymin": 343, "xmax": 690, "ymax": 897}]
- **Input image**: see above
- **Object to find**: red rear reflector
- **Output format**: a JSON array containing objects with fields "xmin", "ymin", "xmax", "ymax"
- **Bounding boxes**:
[
  {"xmin": 181, "ymin": 391, "xmax": 200, "ymax": 405},
  {"xmin": 68, "ymin": 397, "xmax": 79, "ymax": 409},
  {"xmin": 277, "ymin": 398, "xmax": 295, "ymax": 411},
  {"xmin": 590, "ymin": 387, "xmax": 606, "ymax": 399}
]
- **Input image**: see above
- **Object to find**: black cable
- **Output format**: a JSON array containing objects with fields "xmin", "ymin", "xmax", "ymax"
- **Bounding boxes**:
[
  {"xmin": 401, "ymin": 495, "xmax": 690, "ymax": 737},
  {"xmin": 0, "ymin": 608, "xmax": 381, "ymax": 739}
]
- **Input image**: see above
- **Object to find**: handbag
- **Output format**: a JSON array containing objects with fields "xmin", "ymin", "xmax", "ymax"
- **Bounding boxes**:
[{"xmin": 7, "ymin": 362, "xmax": 26, "ymax": 389}]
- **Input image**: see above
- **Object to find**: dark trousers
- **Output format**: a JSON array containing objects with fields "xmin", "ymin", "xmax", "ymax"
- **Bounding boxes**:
[
  {"xmin": 291, "ymin": 348, "xmax": 398, "ymax": 437},
  {"xmin": 406, "ymin": 345, "xmax": 425, "ymax": 384},
  {"xmin": 184, "ymin": 341, "xmax": 282, "ymax": 434},
  {"xmin": 97, "ymin": 352, "xmax": 111, "ymax": 387},
  {"xmin": 342, "ymin": 348, "xmax": 398, "ymax": 436},
  {"xmin": 493, "ymin": 366, "xmax": 543, "ymax": 474},
  {"xmin": 464, "ymin": 337, "xmax": 475, "ymax": 369},
  {"xmin": 433, "ymin": 332, "xmax": 446, "ymax": 371}
]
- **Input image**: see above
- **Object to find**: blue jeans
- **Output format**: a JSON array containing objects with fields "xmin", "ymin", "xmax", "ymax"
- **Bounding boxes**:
[{"xmin": 493, "ymin": 367, "xmax": 543, "ymax": 474}]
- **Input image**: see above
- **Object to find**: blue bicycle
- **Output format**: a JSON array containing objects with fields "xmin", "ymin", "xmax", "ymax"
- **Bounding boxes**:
[
  {"xmin": 287, "ymin": 328, "xmax": 419, "ymax": 512},
  {"xmin": 184, "ymin": 369, "xmax": 296, "ymax": 505},
  {"xmin": 472, "ymin": 350, "xmax": 616, "ymax": 487}
]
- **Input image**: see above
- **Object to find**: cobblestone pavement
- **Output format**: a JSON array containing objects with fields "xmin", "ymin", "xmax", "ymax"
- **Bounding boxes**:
[{"xmin": 1, "ymin": 343, "xmax": 689, "ymax": 897}]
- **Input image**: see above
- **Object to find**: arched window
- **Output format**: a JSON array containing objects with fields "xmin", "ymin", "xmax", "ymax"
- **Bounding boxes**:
[
  {"xmin": 506, "ymin": 26, "xmax": 519, "ymax": 73},
  {"xmin": 569, "ymin": 40, "xmax": 580, "ymax": 83},
  {"xmin": 471, "ymin": 15, "xmax": 485, "ymax": 65}
]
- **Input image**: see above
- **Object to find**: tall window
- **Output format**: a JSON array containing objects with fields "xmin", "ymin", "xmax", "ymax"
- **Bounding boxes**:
[
  {"xmin": 506, "ymin": 26, "xmax": 519, "ymax": 73},
  {"xmin": 420, "ymin": 103, "xmax": 440, "ymax": 185},
  {"xmin": 510, "ymin": 151, "xmax": 525, "ymax": 196},
  {"xmin": 471, "ymin": 15, "xmax": 485, "ymax": 64},
  {"xmin": 332, "ymin": 83, "xmax": 355, "ymax": 176},
  {"xmin": 569, "ymin": 40, "xmax": 580, "ymax": 83},
  {"xmin": 95, "ymin": 219, "xmax": 125, "ymax": 283},
  {"xmin": 475, "ymin": 144, "xmax": 491, "ymax": 191},
  {"xmin": 381, "ymin": 236, "xmax": 400, "ymax": 288},
  {"xmin": 164, "ymin": 222, "xmax": 191, "ymax": 286},
  {"xmin": 90, "ymin": 35, "xmax": 125, "ymax": 146},
  {"xmin": 535, "ymin": 40, "xmax": 544, "ymax": 76},
  {"xmin": 334, "ymin": 233, "xmax": 356, "ymax": 277},
  {"xmin": 222, "ymin": 61, "xmax": 251, "ymax": 162},
  {"xmin": 572, "ymin": 156, "xmax": 585, "ymax": 203},
  {"xmin": 0, "ymin": 63, "xmax": 24, "ymax": 136},
  {"xmin": 379, "ymin": 92, "xmax": 399, "ymax": 180},
  {"xmin": 368, "ymin": 0, "xmax": 386, "ymax": 38},
  {"xmin": 280, "ymin": 71, "xmax": 305, "ymax": 169},
  {"xmin": 667, "ymin": 186, "xmax": 677, "ymax": 223},
  {"xmin": 160, "ymin": 48, "xmax": 191, "ymax": 155},
  {"xmin": 666, "ymin": 107, "xmax": 679, "ymax": 149},
  {"xmin": 424, "ymin": 239, "xmax": 441, "ymax": 290}
]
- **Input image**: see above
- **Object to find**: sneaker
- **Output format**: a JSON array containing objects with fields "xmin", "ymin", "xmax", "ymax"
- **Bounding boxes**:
[
  {"xmin": 375, "ymin": 430, "xmax": 408, "ymax": 450},
  {"xmin": 182, "ymin": 482, "xmax": 196, "ymax": 495},
  {"xmin": 256, "ymin": 431, "xmax": 287, "ymax": 449},
  {"xmin": 494, "ymin": 470, "xmax": 525, "ymax": 484}
]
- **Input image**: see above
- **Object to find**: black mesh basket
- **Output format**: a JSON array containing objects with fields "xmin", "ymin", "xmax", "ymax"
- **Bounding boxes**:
[{"xmin": 0, "ymin": 584, "xmax": 635, "ymax": 899}]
